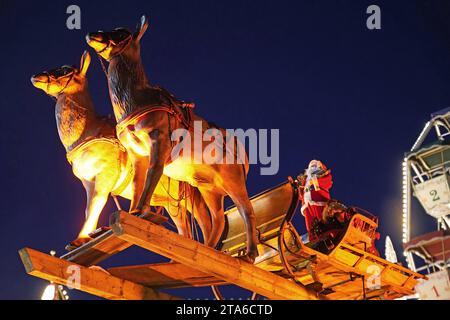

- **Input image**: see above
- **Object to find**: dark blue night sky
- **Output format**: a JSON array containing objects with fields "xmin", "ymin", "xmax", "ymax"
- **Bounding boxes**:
[{"xmin": 0, "ymin": 0, "xmax": 448, "ymax": 299}]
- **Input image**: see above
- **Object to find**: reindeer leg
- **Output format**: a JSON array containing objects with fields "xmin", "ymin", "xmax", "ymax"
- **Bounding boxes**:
[
  {"xmin": 128, "ymin": 152, "xmax": 149, "ymax": 213},
  {"xmin": 165, "ymin": 203, "xmax": 192, "ymax": 239},
  {"xmin": 163, "ymin": 203, "xmax": 191, "ymax": 263},
  {"xmin": 136, "ymin": 129, "xmax": 171, "ymax": 212},
  {"xmin": 189, "ymin": 188, "xmax": 213, "ymax": 246},
  {"xmin": 71, "ymin": 178, "xmax": 109, "ymax": 248},
  {"xmin": 198, "ymin": 189, "xmax": 225, "ymax": 249},
  {"xmin": 227, "ymin": 187, "xmax": 259, "ymax": 262}
]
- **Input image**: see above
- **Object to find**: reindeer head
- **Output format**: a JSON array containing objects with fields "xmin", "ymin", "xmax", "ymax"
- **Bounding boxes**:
[
  {"xmin": 31, "ymin": 51, "xmax": 91, "ymax": 97},
  {"xmin": 86, "ymin": 15, "xmax": 149, "ymax": 61}
]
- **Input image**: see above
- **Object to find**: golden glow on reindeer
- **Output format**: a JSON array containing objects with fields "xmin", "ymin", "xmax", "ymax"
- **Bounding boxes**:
[
  {"xmin": 121, "ymin": 129, "xmax": 152, "ymax": 157},
  {"xmin": 86, "ymin": 16, "xmax": 259, "ymax": 261},
  {"xmin": 31, "ymin": 51, "xmax": 212, "ymax": 248}
]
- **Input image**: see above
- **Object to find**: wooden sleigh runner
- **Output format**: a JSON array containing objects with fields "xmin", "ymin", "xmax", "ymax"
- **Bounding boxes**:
[{"xmin": 19, "ymin": 177, "xmax": 425, "ymax": 300}]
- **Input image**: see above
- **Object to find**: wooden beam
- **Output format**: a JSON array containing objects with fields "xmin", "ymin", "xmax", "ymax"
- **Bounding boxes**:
[
  {"xmin": 108, "ymin": 262, "xmax": 226, "ymax": 288},
  {"xmin": 60, "ymin": 230, "xmax": 129, "ymax": 266},
  {"xmin": 19, "ymin": 248, "xmax": 180, "ymax": 300},
  {"xmin": 110, "ymin": 211, "xmax": 321, "ymax": 300},
  {"xmin": 60, "ymin": 212, "xmax": 167, "ymax": 266}
]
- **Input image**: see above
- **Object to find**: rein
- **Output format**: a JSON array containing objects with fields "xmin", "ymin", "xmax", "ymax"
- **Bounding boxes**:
[
  {"xmin": 115, "ymin": 104, "xmax": 193, "ymax": 139},
  {"xmin": 46, "ymin": 72, "xmax": 74, "ymax": 102},
  {"xmin": 96, "ymin": 34, "xmax": 133, "ymax": 79},
  {"xmin": 96, "ymin": 38, "xmax": 136, "ymax": 86},
  {"xmin": 97, "ymin": 54, "xmax": 109, "ymax": 79},
  {"xmin": 97, "ymin": 35, "xmax": 132, "ymax": 60},
  {"xmin": 64, "ymin": 95, "xmax": 90, "ymax": 112},
  {"xmin": 161, "ymin": 177, "xmax": 191, "ymax": 204},
  {"xmin": 55, "ymin": 72, "xmax": 74, "ymax": 96}
]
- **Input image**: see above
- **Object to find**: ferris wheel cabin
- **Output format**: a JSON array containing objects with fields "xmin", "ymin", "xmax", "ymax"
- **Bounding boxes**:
[{"xmin": 402, "ymin": 108, "xmax": 450, "ymax": 299}]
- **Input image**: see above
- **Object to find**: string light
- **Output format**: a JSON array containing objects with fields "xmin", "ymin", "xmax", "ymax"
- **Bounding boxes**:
[
  {"xmin": 402, "ymin": 159, "xmax": 409, "ymax": 244},
  {"xmin": 401, "ymin": 158, "xmax": 414, "ymax": 269}
]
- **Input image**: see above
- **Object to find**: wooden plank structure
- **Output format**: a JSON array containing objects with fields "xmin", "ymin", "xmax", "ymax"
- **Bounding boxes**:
[
  {"xmin": 19, "ymin": 211, "xmax": 319, "ymax": 300},
  {"xmin": 19, "ymin": 248, "xmax": 179, "ymax": 300},
  {"xmin": 60, "ymin": 229, "xmax": 129, "ymax": 266},
  {"xmin": 60, "ymin": 212, "xmax": 167, "ymax": 266},
  {"xmin": 108, "ymin": 262, "xmax": 225, "ymax": 289},
  {"xmin": 19, "ymin": 179, "xmax": 426, "ymax": 300},
  {"xmin": 110, "ymin": 211, "xmax": 319, "ymax": 300}
]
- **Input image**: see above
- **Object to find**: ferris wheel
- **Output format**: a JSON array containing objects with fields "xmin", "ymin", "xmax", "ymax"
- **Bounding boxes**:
[{"xmin": 402, "ymin": 108, "xmax": 450, "ymax": 299}]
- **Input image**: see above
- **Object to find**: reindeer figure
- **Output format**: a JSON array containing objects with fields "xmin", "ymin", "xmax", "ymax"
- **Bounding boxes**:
[
  {"xmin": 86, "ymin": 16, "xmax": 259, "ymax": 261},
  {"xmin": 31, "ymin": 51, "xmax": 212, "ymax": 248}
]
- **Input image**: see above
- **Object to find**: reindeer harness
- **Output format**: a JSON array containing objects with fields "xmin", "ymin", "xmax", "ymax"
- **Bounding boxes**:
[{"xmin": 115, "ymin": 86, "xmax": 195, "ymax": 138}]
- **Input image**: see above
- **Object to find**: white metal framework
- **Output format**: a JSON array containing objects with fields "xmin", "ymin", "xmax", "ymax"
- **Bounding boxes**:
[{"xmin": 402, "ymin": 108, "xmax": 450, "ymax": 273}]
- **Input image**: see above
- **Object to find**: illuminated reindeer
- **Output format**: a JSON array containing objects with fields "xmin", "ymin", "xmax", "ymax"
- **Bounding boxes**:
[
  {"xmin": 31, "ymin": 51, "xmax": 212, "ymax": 248},
  {"xmin": 86, "ymin": 16, "xmax": 259, "ymax": 261}
]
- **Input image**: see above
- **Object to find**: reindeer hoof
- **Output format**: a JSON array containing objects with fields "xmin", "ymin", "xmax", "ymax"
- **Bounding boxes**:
[
  {"xmin": 65, "ymin": 237, "xmax": 92, "ymax": 251},
  {"xmin": 129, "ymin": 209, "xmax": 142, "ymax": 216},
  {"xmin": 238, "ymin": 254, "xmax": 255, "ymax": 264},
  {"xmin": 130, "ymin": 205, "xmax": 152, "ymax": 216},
  {"xmin": 238, "ymin": 249, "xmax": 259, "ymax": 264}
]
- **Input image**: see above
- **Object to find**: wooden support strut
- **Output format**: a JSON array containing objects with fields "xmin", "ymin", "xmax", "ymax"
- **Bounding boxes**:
[
  {"xmin": 60, "ymin": 211, "xmax": 167, "ymax": 266},
  {"xmin": 19, "ymin": 248, "xmax": 180, "ymax": 300},
  {"xmin": 110, "ymin": 211, "xmax": 322, "ymax": 300},
  {"xmin": 107, "ymin": 262, "xmax": 226, "ymax": 289}
]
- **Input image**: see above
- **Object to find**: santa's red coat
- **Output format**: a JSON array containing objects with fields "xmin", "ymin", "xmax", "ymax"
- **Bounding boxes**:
[{"xmin": 300, "ymin": 172, "xmax": 333, "ymax": 240}]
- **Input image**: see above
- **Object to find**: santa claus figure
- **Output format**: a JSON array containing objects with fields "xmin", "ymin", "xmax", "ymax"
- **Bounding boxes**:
[{"xmin": 299, "ymin": 160, "xmax": 333, "ymax": 241}]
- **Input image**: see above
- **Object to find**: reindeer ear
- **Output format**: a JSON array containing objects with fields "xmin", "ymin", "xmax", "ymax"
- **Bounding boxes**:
[
  {"xmin": 135, "ymin": 15, "xmax": 149, "ymax": 42},
  {"xmin": 80, "ymin": 50, "xmax": 91, "ymax": 76}
]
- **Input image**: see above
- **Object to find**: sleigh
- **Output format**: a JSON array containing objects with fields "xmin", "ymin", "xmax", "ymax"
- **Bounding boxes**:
[
  {"xmin": 220, "ymin": 179, "xmax": 425, "ymax": 299},
  {"xmin": 19, "ymin": 176, "xmax": 424, "ymax": 300}
]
